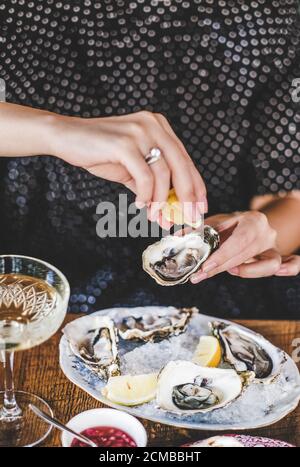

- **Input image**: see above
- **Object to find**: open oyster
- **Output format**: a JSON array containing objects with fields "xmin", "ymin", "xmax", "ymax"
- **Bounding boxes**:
[
  {"xmin": 142, "ymin": 226, "xmax": 220, "ymax": 286},
  {"xmin": 63, "ymin": 316, "xmax": 120, "ymax": 380},
  {"xmin": 210, "ymin": 321, "xmax": 286, "ymax": 384},
  {"xmin": 157, "ymin": 360, "xmax": 253, "ymax": 414},
  {"xmin": 117, "ymin": 306, "xmax": 196, "ymax": 342}
]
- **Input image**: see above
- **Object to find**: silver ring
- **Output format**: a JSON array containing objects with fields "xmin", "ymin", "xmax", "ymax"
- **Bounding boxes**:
[{"xmin": 145, "ymin": 147, "xmax": 162, "ymax": 165}]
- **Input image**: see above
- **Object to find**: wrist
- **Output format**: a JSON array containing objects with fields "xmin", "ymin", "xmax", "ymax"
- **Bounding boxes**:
[{"xmin": 41, "ymin": 112, "xmax": 69, "ymax": 157}]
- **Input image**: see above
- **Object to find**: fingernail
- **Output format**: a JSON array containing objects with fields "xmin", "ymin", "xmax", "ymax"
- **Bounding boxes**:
[
  {"xmin": 228, "ymin": 267, "xmax": 239, "ymax": 275},
  {"xmin": 152, "ymin": 201, "xmax": 163, "ymax": 215},
  {"xmin": 148, "ymin": 202, "xmax": 161, "ymax": 221},
  {"xmin": 199, "ymin": 197, "xmax": 208, "ymax": 214},
  {"xmin": 158, "ymin": 212, "xmax": 173, "ymax": 230},
  {"xmin": 216, "ymin": 220, "xmax": 233, "ymax": 232},
  {"xmin": 276, "ymin": 267, "xmax": 288, "ymax": 275},
  {"xmin": 182, "ymin": 202, "xmax": 195, "ymax": 223},
  {"xmin": 147, "ymin": 209, "xmax": 159, "ymax": 222},
  {"xmin": 190, "ymin": 272, "xmax": 208, "ymax": 284},
  {"xmin": 184, "ymin": 202, "xmax": 205, "ymax": 225},
  {"xmin": 202, "ymin": 261, "xmax": 218, "ymax": 274},
  {"xmin": 135, "ymin": 200, "xmax": 145, "ymax": 209},
  {"xmin": 195, "ymin": 200, "xmax": 205, "ymax": 215}
]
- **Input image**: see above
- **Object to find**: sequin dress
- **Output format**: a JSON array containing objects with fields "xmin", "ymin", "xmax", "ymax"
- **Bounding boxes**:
[{"xmin": 1, "ymin": 1, "xmax": 300, "ymax": 319}]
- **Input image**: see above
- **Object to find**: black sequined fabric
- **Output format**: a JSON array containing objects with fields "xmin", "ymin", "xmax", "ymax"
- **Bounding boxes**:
[{"xmin": 0, "ymin": 0, "xmax": 300, "ymax": 318}]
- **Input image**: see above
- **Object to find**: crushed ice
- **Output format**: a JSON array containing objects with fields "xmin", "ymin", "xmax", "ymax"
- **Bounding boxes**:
[
  {"xmin": 64, "ymin": 310, "xmax": 300, "ymax": 426},
  {"xmin": 119, "ymin": 312, "xmax": 299, "ymax": 424}
]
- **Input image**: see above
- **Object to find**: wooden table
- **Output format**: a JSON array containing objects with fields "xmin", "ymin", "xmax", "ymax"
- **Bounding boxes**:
[{"xmin": 1, "ymin": 315, "xmax": 299, "ymax": 447}]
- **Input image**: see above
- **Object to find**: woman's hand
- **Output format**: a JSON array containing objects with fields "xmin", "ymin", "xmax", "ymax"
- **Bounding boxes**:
[
  {"xmin": 275, "ymin": 256, "xmax": 300, "ymax": 277},
  {"xmin": 0, "ymin": 104, "xmax": 207, "ymax": 223},
  {"xmin": 190, "ymin": 211, "xmax": 281, "ymax": 283},
  {"xmin": 50, "ymin": 110, "xmax": 207, "ymax": 220}
]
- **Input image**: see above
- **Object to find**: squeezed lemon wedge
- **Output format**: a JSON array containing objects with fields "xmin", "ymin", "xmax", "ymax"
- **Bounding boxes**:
[
  {"xmin": 102, "ymin": 373, "xmax": 158, "ymax": 406},
  {"xmin": 192, "ymin": 336, "xmax": 222, "ymax": 368},
  {"xmin": 161, "ymin": 189, "xmax": 203, "ymax": 228}
]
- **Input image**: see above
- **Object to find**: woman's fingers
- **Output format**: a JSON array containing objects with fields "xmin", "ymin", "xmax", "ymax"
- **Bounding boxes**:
[
  {"xmin": 156, "ymin": 211, "xmax": 174, "ymax": 230},
  {"xmin": 191, "ymin": 222, "xmax": 256, "ymax": 283},
  {"xmin": 275, "ymin": 255, "xmax": 300, "ymax": 276},
  {"xmin": 147, "ymin": 158, "xmax": 171, "ymax": 222},
  {"xmin": 190, "ymin": 165, "xmax": 208, "ymax": 212},
  {"xmin": 87, "ymin": 162, "xmax": 137, "ymax": 193},
  {"xmin": 61, "ymin": 111, "xmax": 207, "ymax": 214},
  {"xmin": 120, "ymin": 111, "xmax": 199, "ymax": 223},
  {"xmin": 190, "ymin": 245, "xmax": 254, "ymax": 283},
  {"xmin": 154, "ymin": 113, "xmax": 207, "ymax": 211},
  {"xmin": 84, "ymin": 111, "xmax": 208, "ymax": 223},
  {"xmin": 206, "ymin": 213, "xmax": 241, "ymax": 232},
  {"xmin": 119, "ymin": 146, "xmax": 154, "ymax": 207},
  {"xmin": 190, "ymin": 212, "xmax": 275, "ymax": 283},
  {"xmin": 146, "ymin": 113, "xmax": 206, "ymax": 221},
  {"xmin": 155, "ymin": 139, "xmax": 198, "ymax": 221},
  {"xmin": 228, "ymin": 249, "xmax": 282, "ymax": 278}
]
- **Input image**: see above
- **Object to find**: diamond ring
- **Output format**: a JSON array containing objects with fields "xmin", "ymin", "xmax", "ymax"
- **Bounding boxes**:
[{"xmin": 145, "ymin": 147, "xmax": 162, "ymax": 165}]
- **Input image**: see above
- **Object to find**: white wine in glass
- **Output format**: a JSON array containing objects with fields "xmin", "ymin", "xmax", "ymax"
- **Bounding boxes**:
[{"xmin": 0, "ymin": 255, "xmax": 70, "ymax": 447}]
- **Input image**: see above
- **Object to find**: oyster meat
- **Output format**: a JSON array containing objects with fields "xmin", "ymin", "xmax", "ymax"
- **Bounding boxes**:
[
  {"xmin": 117, "ymin": 306, "xmax": 196, "ymax": 341},
  {"xmin": 63, "ymin": 316, "xmax": 120, "ymax": 380},
  {"xmin": 210, "ymin": 321, "xmax": 286, "ymax": 383},
  {"xmin": 157, "ymin": 360, "xmax": 252, "ymax": 414},
  {"xmin": 142, "ymin": 226, "xmax": 220, "ymax": 286}
]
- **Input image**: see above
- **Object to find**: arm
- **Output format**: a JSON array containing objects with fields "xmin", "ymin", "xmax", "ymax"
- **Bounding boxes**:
[
  {"xmin": 0, "ymin": 102, "xmax": 55, "ymax": 157},
  {"xmin": 0, "ymin": 102, "xmax": 207, "ymax": 220},
  {"xmin": 255, "ymin": 194, "xmax": 300, "ymax": 277},
  {"xmin": 257, "ymin": 195, "xmax": 300, "ymax": 256}
]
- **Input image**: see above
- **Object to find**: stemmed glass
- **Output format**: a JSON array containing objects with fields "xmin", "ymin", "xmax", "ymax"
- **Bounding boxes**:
[{"xmin": 0, "ymin": 255, "xmax": 70, "ymax": 447}]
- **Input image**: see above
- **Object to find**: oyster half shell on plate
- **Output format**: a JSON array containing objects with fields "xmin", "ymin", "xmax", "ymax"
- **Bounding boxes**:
[
  {"xmin": 210, "ymin": 321, "xmax": 286, "ymax": 384},
  {"xmin": 157, "ymin": 360, "xmax": 253, "ymax": 414},
  {"xmin": 63, "ymin": 316, "xmax": 120, "ymax": 380},
  {"xmin": 117, "ymin": 306, "xmax": 196, "ymax": 342},
  {"xmin": 142, "ymin": 226, "xmax": 220, "ymax": 286}
]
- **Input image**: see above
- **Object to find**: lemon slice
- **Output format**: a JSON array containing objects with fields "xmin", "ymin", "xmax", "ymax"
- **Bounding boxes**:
[
  {"xmin": 161, "ymin": 189, "xmax": 185, "ymax": 225},
  {"xmin": 102, "ymin": 373, "xmax": 158, "ymax": 406},
  {"xmin": 192, "ymin": 336, "xmax": 222, "ymax": 368},
  {"xmin": 161, "ymin": 189, "xmax": 203, "ymax": 228}
]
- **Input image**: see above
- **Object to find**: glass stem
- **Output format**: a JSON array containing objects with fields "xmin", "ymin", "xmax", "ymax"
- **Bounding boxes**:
[{"xmin": 1, "ymin": 351, "xmax": 22, "ymax": 418}]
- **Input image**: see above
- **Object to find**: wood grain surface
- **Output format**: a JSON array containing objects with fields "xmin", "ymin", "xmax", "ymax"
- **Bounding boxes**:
[{"xmin": 1, "ymin": 316, "xmax": 299, "ymax": 447}]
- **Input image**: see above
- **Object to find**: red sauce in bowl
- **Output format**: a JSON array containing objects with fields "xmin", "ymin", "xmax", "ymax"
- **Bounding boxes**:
[{"xmin": 71, "ymin": 426, "xmax": 137, "ymax": 447}]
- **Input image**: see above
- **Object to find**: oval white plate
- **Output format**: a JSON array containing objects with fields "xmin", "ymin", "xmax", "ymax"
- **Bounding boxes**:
[{"xmin": 59, "ymin": 307, "xmax": 300, "ymax": 431}]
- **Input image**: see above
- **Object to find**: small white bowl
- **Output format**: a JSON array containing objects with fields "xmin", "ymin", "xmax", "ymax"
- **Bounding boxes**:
[{"xmin": 61, "ymin": 408, "xmax": 147, "ymax": 447}]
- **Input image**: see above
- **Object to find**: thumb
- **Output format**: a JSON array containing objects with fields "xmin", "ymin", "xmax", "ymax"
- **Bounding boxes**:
[
  {"xmin": 205, "ymin": 214, "xmax": 233, "ymax": 230},
  {"xmin": 208, "ymin": 213, "xmax": 241, "ymax": 232}
]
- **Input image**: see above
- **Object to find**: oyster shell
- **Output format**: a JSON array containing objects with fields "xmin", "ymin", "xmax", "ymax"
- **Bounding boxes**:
[
  {"xmin": 157, "ymin": 360, "xmax": 253, "ymax": 414},
  {"xmin": 210, "ymin": 321, "xmax": 286, "ymax": 383},
  {"xmin": 117, "ymin": 306, "xmax": 196, "ymax": 342},
  {"xmin": 184, "ymin": 436, "xmax": 245, "ymax": 447},
  {"xmin": 63, "ymin": 316, "xmax": 120, "ymax": 380},
  {"xmin": 142, "ymin": 226, "xmax": 220, "ymax": 286}
]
